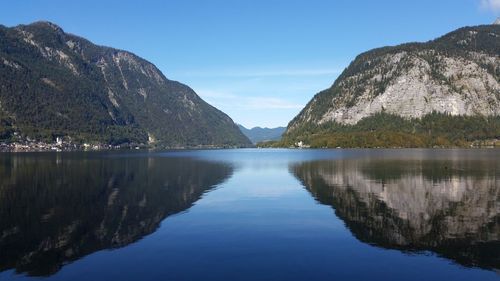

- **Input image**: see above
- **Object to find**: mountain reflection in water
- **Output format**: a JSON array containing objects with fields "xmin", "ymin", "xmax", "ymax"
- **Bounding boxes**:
[
  {"xmin": 0, "ymin": 153, "xmax": 233, "ymax": 276},
  {"xmin": 291, "ymin": 157, "xmax": 500, "ymax": 270}
]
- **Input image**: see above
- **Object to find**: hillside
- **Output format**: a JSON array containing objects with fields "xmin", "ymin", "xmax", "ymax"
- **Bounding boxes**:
[
  {"xmin": 283, "ymin": 24, "xmax": 500, "ymax": 148},
  {"xmin": 0, "ymin": 21, "xmax": 251, "ymax": 148},
  {"xmin": 238, "ymin": 124, "xmax": 285, "ymax": 144}
]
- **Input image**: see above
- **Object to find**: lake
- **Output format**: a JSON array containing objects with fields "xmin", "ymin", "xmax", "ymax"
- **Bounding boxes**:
[{"xmin": 0, "ymin": 149, "xmax": 498, "ymax": 281}]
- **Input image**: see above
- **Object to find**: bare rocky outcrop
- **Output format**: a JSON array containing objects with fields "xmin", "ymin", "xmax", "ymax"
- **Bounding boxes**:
[
  {"xmin": 318, "ymin": 51, "xmax": 499, "ymax": 125},
  {"xmin": 287, "ymin": 24, "xmax": 500, "ymax": 132}
]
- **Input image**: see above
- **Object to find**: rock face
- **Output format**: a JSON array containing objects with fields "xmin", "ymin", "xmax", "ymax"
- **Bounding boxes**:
[
  {"xmin": 0, "ymin": 21, "xmax": 251, "ymax": 147},
  {"xmin": 291, "ymin": 155, "xmax": 500, "ymax": 270},
  {"xmin": 287, "ymin": 24, "xmax": 500, "ymax": 131}
]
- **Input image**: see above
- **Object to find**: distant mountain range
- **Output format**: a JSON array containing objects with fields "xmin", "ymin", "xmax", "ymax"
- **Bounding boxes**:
[
  {"xmin": 281, "ymin": 23, "xmax": 500, "ymax": 148},
  {"xmin": 0, "ymin": 21, "xmax": 251, "ymax": 148},
  {"xmin": 237, "ymin": 124, "xmax": 286, "ymax": 144}
]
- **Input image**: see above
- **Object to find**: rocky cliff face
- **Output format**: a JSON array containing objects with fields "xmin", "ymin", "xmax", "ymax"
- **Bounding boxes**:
[
  {"xmin": 291, "ymin": 157, "xmax": 500, "ymax": 270},
  {"xmin": 288, "ymin": 25, "xmax": 500, "ymax": 131},
  {"xmin": 0, "ymin": 21, "xmax": 251, "ymax": 147}
]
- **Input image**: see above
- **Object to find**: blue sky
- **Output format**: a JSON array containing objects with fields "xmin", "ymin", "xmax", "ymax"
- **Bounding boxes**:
[{"xmin": 1, "ymin": 0, "xmax": 499, "ymax": 128}]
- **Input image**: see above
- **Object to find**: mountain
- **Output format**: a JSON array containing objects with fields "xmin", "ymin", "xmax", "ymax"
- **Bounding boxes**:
[
  {"xmin": 284, "ymin": 24, "xmax": 500, "ymax": 148},
  {"xmin": 0, "ymin": 21, "xmax": 251, "ymax": 147},
  {"xmin": 237, "ymin": 124, "xmax": 286, "ymax": 144}
]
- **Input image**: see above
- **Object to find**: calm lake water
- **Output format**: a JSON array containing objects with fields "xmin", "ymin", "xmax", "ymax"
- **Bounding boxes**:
[{"xmin": 0, "ymin": 149, "xmax": 498, "ymax": 281}]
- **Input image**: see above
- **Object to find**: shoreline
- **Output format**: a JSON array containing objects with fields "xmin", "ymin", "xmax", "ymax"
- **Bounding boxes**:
[
  {"xmin": 0, "ymin": 141, "xmax": 252, "ymax": 153},
  {"xmin": 1, "ymin": 144, "xmax": 498, "ymax": 153}
]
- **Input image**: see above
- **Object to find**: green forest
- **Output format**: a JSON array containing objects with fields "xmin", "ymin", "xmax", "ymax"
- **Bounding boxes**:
[{"xmin": 261, "ymin": 112, "xmax": 500, "ymax": 148}]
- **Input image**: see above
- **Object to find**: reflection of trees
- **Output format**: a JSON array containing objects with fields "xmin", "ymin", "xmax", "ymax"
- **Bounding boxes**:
[
  {"xmin": 0, "ymin": 153, "xmax": 233, "ymax": 276},
  {"xmin": 291, "ymin": 159, "xmax": 500, "ymax": 270}
]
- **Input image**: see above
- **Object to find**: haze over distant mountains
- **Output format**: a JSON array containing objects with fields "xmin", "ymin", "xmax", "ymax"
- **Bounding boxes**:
[
  {"xmin": 0, "ymin": 21, "xmax": 251, "ymax": 147},
  {"xmin": 237, "ymin": 124, "xmax": 285, "ymax": 144}
]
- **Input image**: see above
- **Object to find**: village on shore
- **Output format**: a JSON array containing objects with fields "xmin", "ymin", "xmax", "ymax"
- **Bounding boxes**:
[
  {"xmin": 0, "ymin": 138, "xmax": 142, "ymax": 152},
  {"xmin": 0, "ymin": 135, "xmax": 246, "ymax": 152}
]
